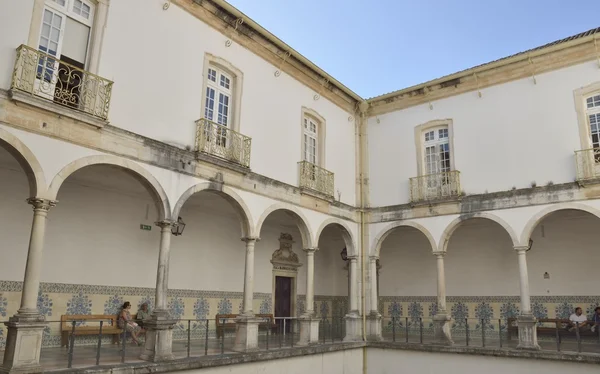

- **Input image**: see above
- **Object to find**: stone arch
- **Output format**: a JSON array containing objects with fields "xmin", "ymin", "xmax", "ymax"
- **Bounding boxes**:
[
  {"xmin": 255, "ymin": 203, "xmax": 314, "ymax": 249},
  {"xmin": 172, "ymin": 182, "xmax": 253, "ymax": 238},
  {"xmin": 438, "ymin": 212, "xmax": 519, "ymax": 252},
  {"xmin": 373, "ymin": 221, "xmax": 437, "ymax": 257},
  {"xmin": 520, "ymin": 202, "xmax": 600, "ymax": 245},
  {"xmin": 315, "ymin": 218, "xmax": 357, "ymax": 256},
  {"xmin": 0, "ymin": 127, "xmax": 46, "ymax": 197},
  {"xmin": 48, "ymin": 155, "xmax": 171, "ymax": 221}
]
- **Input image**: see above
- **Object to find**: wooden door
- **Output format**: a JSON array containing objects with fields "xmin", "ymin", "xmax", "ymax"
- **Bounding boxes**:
[{"xmin": 275, "ymin": 276, "xmax": 292, "ymax": 333}]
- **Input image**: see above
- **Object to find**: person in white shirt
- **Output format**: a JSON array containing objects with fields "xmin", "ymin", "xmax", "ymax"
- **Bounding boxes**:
[{"xmin": 568, "ymin": 307, "xmax": 589, "ymax": 332}]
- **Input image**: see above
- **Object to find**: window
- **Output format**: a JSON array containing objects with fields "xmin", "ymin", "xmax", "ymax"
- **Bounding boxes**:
[
  {"xmin": 414, "ymin": 119, "xmax": 455, "ymax": 178},
  {"xmin": 423, "ymin": 127, "xmax": 451, "ymax": 175},
  {"xmin": 586, "ymin": 94, "xmax": 600, "ymax": 150},
  {"xmin": 204, "ymin": 67, "xmax": 232, "ymax": 128},
  {"xmin": 303, "ymin": 117, "xmax": 318, "ymax": 164},
  {"xmin": 300, "ymin": 108, "xmax": 326, "ymax": 167}
]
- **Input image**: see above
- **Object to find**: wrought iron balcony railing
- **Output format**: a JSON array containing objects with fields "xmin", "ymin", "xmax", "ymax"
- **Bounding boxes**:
[
  {"xmin": 575, "ymin": 147, "xmax": 600, "ymax": 181},
  {"xmin": 298, "ymin": 161, "xmax": 334, "ymax": 197},
  {"xmin": 195, "ymin": 118, "xmax": 251, "ymax": 168},
  {"xmin": 11, "ymin": 44, "xmax": 113, "ymax": 120},
  {"xmin": 409, "ymin": 170, "xmax": 461, "ymax": 202}
]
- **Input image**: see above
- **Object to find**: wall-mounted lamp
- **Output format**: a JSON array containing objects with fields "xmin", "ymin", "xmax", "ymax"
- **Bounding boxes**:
[
  {"xmin": 543, "ymin": 272, "xmax": 550, "ymax": 279},
  {"xmin": 526, "ymin": 238, "xmax": 533, "ymax": 251},
  {"xmin": 340, "ymin": 247, "xmax": 348, "ymax": 261},
  {"xmin": 171, "ymin": 216, "xmax": 186, "ymax": 236}
]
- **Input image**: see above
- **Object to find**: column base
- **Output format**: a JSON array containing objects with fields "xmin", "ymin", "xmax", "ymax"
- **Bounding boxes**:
[
  {"xmin": 516, "ymin": 314, "xmax": 540, "ymax": 350},
  {"xmin": 297, "ymin": 314, "xmax": 320, "ymax": 346},
  {"xmin": 366, "ymin": 312, "xmax": 382, "ymax": 341},
  {"xmin": 139, "ymin": 310, "xmax": 177, "ymax": 362},
  {"xmin": 233, "ymin": 315, "xmax": 261, "ymax": 352},
  {"xmin": 343, "ymin": 312, "xmax": 362, "ymax": 342},
  {"xmin": 0, "ymin": 313, "xmax": 46, "ymax": 374},
  {"xmin": 432, "ymin": 313, "xmax": 453, "ymax": 346}
]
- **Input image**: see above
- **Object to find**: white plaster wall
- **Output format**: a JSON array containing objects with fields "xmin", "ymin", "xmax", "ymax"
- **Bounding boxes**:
[
  {"xmin": 0, "ymin": 0, "xmax": 33, "ymax": 89},
  {"xmin": 367, "ymin": 348, "xmax": 599, "ymax": 374},
  {"xmin": 99, "ymin": 1, "xmax": 356, "ymax": 205},
  {"xmin": 184, "ymin": 348, "xmax": 363, "ymax": 374},
  {"xmin": 368, "ymin": 60, "xmax": 600, "ymax": 207},
  {"xmin": 379, "ymin": 228, "xmax": 436, "ymax": 297}
]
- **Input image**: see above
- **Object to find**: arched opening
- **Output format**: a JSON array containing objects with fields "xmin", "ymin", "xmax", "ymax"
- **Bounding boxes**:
[
  {"xmin": 168, "ymin": 185, "xmax": 252, "ymax": 339},
  {"xmin": 444, "ymin": 217, "xmax": 519, "ymax": 341},
  {"xmin": 35, "ymin": 161, "xmax": 167, "ymax": 350},
  {"xmin": 256, "ymin": 208, "xmax": 312, "ymax": 338},
  {"xmin": 524, "ymin": 209, "xmax": 600, "ymax": 321},
  {"xmin": 316, "ymin": 222, "xmax": 355, "ymax": 339},
  {"xmin": 376, "ymin": 224, "xmax": 436, "ymax": 339}
]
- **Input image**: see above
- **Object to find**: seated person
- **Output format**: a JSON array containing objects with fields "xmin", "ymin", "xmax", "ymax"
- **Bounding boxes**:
[
  {"xmin": 137, "ymin": 303, "xmax": 151, "ymax": 328},
  {"xmin": 591, "ymin": 307, "xmax": 600, "ymax": 333},
  {"xmin": 568, "ymin": 307, "xmax": 589, "ymax": 332}
]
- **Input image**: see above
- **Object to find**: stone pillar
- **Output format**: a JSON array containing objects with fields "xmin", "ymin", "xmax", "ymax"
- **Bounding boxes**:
[
  {"xmin": 514, "ymin": 246, "xmax": 540, "ymax": 350},
  {"xmin": 432, "ymin": 252, "xmax": 453, "ymax": 345},
  {"xmin": 141, "ymin": 221, "xmax": 177, "ymax": 362},
  {"xmin": 344, "ymin": 255, "xmax": 361, "ymax": 341},
  {"xmin": 234, "ymin": 237, "xmax": 261, "ymax": 352},
  {"xmin": 366, "ymin": 256, "xmax": 382, "ymax": 341},
  {"xmin": 298, "ymin": 247, "xmax": 319, "ymax": 346},
  {"xmin": 1, "ymin": 198, "xmax": 55, "ymax": 374}
]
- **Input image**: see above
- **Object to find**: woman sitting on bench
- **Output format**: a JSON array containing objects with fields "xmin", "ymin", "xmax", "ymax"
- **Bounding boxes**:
[{"xmin": 118, "ymin": 301, "xmax": 144, "ymax": 345}]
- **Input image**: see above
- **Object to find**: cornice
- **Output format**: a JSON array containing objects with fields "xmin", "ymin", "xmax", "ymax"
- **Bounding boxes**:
[{"xmin": 367, "ymin": 36, "xmax": 600, "ymax": 116}]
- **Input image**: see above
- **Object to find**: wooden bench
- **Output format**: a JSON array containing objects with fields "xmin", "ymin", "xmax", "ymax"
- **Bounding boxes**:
[
  {"xmin": 507, "ymin": 318, "xmax": 598, "ymax": 341},
  {"xmin": 215, "ymin": 314, "xmax": 278, "ymax": 338},
  {"xmin": 61, "ymin": 314, "xmax": 137, "ymax": 347}
]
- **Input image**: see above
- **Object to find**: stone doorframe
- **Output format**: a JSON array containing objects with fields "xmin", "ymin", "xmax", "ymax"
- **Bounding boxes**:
[{"xmin": 270, "ymin": 233, "xmax": 303, "ymax": 317}]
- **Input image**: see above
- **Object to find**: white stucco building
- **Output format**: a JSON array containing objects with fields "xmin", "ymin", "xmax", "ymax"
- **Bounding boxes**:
[{"xmin": 0, "ymin": 0, "xmax": 600, "ymax": 372}]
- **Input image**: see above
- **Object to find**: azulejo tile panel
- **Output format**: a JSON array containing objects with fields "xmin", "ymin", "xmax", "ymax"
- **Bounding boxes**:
[
  {"xmin": 379, "ymin": 295, "xmax": 600, "ymax": 338},
  {"xmin": 0, "ymin": 281, "xmax": 348, "ymax": 348}
]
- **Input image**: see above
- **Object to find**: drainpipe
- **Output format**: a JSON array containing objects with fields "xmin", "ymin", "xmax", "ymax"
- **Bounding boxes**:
[{"xmin": 358, "ymin": 101, "xmax": 370, "ymax": 374}]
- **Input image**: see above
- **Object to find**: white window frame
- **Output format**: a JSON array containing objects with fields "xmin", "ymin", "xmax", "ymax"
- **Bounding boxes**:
[
  {"xmin": 300, "ymin": 107, "xmax": 326, "ymax": 167},
  {"xmin": 414, "ymin": 119, "xmax": 455, "ymax": 177},
  {"xmin": 204, "ymin": 66, "xmax": 233, "ymax": 127},
  {"xmin": 27, "ymin": 0, "xmax": 105, "ymax": 75},
  {"xmin": 200, "ymin": 54, "xmax": 243, "ymax": 133}
]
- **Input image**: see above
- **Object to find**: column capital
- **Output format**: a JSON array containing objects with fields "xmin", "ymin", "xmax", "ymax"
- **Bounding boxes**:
[
  {"xmin": 432, "ymin": 251, "xmax": 446, "ymax": 258},
  {"xmin": 368, "ymin": 255, "xmax": 379, "ymax": 261},
  {"xmin": 241, "ymin": 237, "xmax": 260, "ymax": 243},
  {"xmin": 347, "ymin": 255, "xmax": 359, "ymax": 262},
  {"xmin": 303, "ymin": 247, "xmax": 319, "ymax": 254},
  {"xmin": 26, "ymin": 197, "xmax": 57, "ymax": 210},
  {"xmin": 155, "ymin": 220, "xmax": 175, "ymax": 229},
  {"xmin": 514, "ymin": 246, "xmax": 530, "ymax": 253}
]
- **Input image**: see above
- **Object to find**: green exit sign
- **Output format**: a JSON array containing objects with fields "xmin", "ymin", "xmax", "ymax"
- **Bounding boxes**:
[{"xmin": 140, "ymin": 224, "xmax": 152, "ymax": 231}]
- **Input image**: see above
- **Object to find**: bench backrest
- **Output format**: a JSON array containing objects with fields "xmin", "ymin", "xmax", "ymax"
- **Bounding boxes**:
[
  {"xmin": 61, "ymin": 314, "xmax": 118, "ymax": 331},
  {"xmin": 215, "ymin": 314, "xmax": 275, "ymax": 326}
]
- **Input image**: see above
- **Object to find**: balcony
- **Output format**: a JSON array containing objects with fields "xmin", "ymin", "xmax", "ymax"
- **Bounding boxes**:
[
  {"xmin": 195, "ymin": 118, "xmax": 251, "ymax": 168},
  {"xmin": 10, "ymin": 44, "xmax": 113, "ymax": 121},
  {"xmin": 298, "ymin": 161, "xmax": 334, "ymax": 198},
  {"xmin": 409, "ymin": 170, "xmax": 461, "ymax": 203},
  {"xmin": 575, "ymin": 147, "xmax": 600, "ymax": 183}
]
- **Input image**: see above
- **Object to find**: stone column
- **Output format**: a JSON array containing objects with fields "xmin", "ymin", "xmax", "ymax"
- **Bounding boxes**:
[
  {"xmin": 514, "ymin": 246, "xmax": 540, "ymax": 350},
  {"xmin": 344, "ymin": 255, "xmax": 361, "ymax": 341},
  {"xmin": 234, "ymin": 237, "xmax": 261, "ymax": 352},
  {"xmin": 366, "ymin": 255, "xmax": 382, "ymax": 341},
  {"xmin": 432, "ymin": 252, "xmax": 453, "ymax": 345},
  {"xmin": 1, "ymin": 198, "xmax": 55, "ymax": 374},
  {"xmin": 141, "ymin": 221, "xmax": 177, "ymax": 362},
  {"xmin": 298, "ymin": 247, "xmax": 319, "ymax": 346}
]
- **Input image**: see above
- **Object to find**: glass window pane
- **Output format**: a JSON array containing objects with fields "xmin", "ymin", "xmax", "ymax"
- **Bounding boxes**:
[{"xmin": 52, "ymin": 13, "xmax": 62, "ymax": 28}]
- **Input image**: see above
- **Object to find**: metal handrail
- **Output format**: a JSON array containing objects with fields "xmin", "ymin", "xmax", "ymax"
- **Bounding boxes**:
[
  {"xmin": 298, "ymin": 160, "xmax": 334, "ymax": 197},
  {"xmin": 409, "ymin": 170, "xmax": 461, "ymax": 202},
  {"xmin": 195, "ymin": 118, "xmax": 251, "ymax": 168}
]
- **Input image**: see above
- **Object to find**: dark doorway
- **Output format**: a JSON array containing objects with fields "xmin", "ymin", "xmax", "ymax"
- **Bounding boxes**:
[{"xmin": 275, "ymin": 276, "xmax": 292, "ymax": 333}]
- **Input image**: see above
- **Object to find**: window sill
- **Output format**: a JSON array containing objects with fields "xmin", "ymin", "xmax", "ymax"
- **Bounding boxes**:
[{"xmin": 8, "ymin": 89, "xmax": 108, "ymax": 129}]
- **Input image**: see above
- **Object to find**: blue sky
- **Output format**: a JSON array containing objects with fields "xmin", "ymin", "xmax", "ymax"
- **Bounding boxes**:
[{"xmin": 226, "ymin": 0, "xmax": 599, "ymax": 98}]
